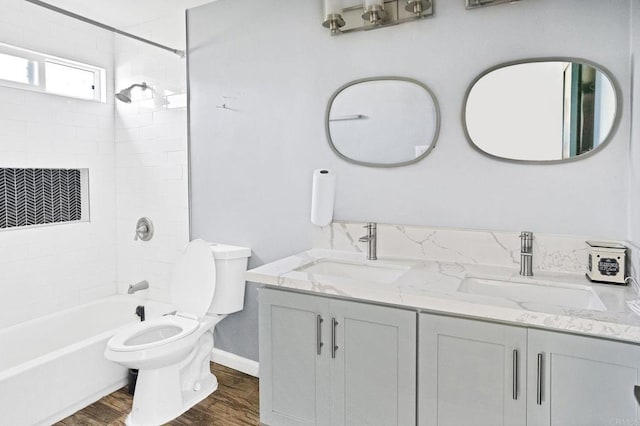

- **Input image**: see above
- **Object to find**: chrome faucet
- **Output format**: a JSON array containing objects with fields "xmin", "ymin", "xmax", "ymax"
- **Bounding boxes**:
[
  {"xmin": 128, "ymin": 280, "xmax": 149, "ymax": 294},
  {"xmin": 359, "ymin": 223, "xmax": 377, "ymax": 260},
  {"xmin": 519, "ymin": 231, "xmax": 533, "ymax": 276}
]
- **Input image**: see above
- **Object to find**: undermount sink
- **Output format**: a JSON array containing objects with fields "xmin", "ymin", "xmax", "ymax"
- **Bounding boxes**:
[
  {"xmin": 295, "ymin": 259, "xmax": 410, "ymax": 284},
  {"xmin": 459, "ymin": 277, "xmax": 607, "ymax": 311}
]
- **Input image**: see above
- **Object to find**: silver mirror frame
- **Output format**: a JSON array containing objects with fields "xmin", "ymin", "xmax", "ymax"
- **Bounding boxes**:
[
  {"xmin": 325, "ymin": 76, "xmax": 441, "ymax": 168},
  {"xmin": 462, "ymin": 57, "xmax": 622, "ymax": 165}
]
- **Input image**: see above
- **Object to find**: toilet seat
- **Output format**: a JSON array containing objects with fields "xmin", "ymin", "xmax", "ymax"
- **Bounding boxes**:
[{"xmin": 108, "ymin": 315, "xmax": 199, "ymax": 352}]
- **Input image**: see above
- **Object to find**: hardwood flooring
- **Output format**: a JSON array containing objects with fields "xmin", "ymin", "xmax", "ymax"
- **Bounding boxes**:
[{"xmin": 56, "ymin": 363, "xmax": 259, "ymax": 426}]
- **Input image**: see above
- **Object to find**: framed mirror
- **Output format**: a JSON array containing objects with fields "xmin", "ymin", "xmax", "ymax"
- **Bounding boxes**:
[
  {"xmin": 326, "ymin": 77, "xmax": 440, "ymax": 167},
  {"xmin": 463, "ymin": 58, "xmax": 620, "ymax": 163}
]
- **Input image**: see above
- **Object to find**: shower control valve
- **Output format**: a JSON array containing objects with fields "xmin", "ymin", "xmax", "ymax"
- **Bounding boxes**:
[{"xmin": 134, "ymin": 217, "xmax": 154, "ymax": 241}]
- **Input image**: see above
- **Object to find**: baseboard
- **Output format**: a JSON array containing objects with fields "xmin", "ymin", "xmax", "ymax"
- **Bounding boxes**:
[{"xmin": 210, "ymin": 347, "xmax": 259, "ymax": 378}]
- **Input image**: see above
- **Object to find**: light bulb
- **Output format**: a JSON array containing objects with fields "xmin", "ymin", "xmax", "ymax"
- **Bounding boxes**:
[
  {"xmin": 362, "ymin": 0, "xmax": 385, "ymax": 24},
  {"xmin": 322, "ymin": 0, "xmax": 345, "ymax": 33}
]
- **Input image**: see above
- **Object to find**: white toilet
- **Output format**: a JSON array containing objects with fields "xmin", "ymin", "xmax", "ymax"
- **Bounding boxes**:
[{"xmin": 105, "ymin": 239, "xmax": 251, "ymax": 426}]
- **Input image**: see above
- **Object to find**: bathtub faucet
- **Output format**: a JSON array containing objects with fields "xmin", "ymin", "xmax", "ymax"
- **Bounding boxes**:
[{"xmin": 128, "ymin": 280, "xmax": 149, "ymax": 294}]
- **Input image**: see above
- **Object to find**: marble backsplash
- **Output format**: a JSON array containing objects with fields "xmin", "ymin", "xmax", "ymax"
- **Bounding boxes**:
[{"xmin": 313, "ymin": 221, "xmax": 637, "ymax": 275}]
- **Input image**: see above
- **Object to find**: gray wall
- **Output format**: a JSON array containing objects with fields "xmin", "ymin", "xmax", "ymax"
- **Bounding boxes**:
[
  {"xmin": 187, "ymin": 0, "xmax": 632, "ymax": 361},
  {"xmin": 630, "ymin": 2, "xmax": 640, "ymax": 246}
]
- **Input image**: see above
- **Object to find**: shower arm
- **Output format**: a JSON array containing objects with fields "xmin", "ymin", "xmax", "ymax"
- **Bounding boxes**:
[{"xmin": 125, "ymin": 83, "xmax": 149, "ymax": 92}]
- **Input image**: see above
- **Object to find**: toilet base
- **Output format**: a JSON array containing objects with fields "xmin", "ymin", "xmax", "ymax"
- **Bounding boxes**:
[
  {"xmin": 124, "ymin": 331, "xmax": 217, "ymax": 426},
  {"xmin": 125, "ymin": 375, "xmax": 218, "ymax": 426}
]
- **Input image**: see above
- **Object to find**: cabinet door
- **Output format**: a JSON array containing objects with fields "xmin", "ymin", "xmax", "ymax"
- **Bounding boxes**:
[
  {"xmin": 259, "ymin": 288, "xmax": 331, "ymax": 426},
  {"xmin": 527, "ymin": 329, "xmax": 640, "ymax": 426},
  {"xmin": 419, "ymin": 314, "xmax": 527, "ymax": 426},
  {"xmin": 330, "ymin": 299, "xmax": 417, "ymax": 426}
]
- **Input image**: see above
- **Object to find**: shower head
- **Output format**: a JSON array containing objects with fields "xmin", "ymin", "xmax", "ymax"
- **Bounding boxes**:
[{"xmin": 115, "ymin": 82, "xmax": 149, "ymax": 103}]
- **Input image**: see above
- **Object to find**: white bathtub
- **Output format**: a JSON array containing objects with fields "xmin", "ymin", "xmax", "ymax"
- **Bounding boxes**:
[{"xmin": 0, "ymin": 295, "xmax": 173, "ymax": 426}]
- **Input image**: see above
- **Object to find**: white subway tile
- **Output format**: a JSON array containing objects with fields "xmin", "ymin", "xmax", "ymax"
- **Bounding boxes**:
[
  {"xmin": 0, "ymin": 1, "xmax": 117, "ymax": 326},
  {"xmin": 55, "ymin": 111, "xmax": 100, "ymax": 128},
  {"xmin": 116, "ymin": 112, "xmax": 154, "ymax": 129},
  {"xmin": 0, "ymin": 118, "xmax": 26, "ymax": 137}
]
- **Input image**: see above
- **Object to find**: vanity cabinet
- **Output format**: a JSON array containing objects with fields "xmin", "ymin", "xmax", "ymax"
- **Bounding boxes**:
[
  {"xmin": 260, "ymin": 286, "xmax": 640, "ymax": 426},
  {"xmin": 418, "ymin": 313, "xmax": 527, "ymax": 426},
  {"xmin": 527, "ymin": 329, "xmax": 640, "ymax": 426},
  {"xmin": 259, "ymin": 288, "xmax": 416, "ymax": 426},
  {"xmin": 419, "ymin": 314, "xmax": 640, "ymax": 426}
]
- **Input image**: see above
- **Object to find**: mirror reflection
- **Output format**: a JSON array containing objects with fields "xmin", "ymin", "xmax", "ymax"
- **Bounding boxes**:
[
  {"xmin": 464, "ymin": 60, "xmax": 618, "ymax": 162},
  {"xmin": 326, "ymin": 78, "xmax": 440, "ymax": 167}
]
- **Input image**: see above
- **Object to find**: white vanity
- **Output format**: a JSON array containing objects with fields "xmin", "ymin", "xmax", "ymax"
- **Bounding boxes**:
[{"xmin": 249, "ymin": 222, "xmax": 640, "ymax": 426}]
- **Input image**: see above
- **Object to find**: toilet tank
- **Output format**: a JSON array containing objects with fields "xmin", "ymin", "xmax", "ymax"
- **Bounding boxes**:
[{"xmin": 207, "ymin": 243, "xmax": 251, "ymax": 315}]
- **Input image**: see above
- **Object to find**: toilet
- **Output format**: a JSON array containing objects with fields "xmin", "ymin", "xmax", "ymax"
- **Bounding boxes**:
[{"xmin": 105, "ymin": 239, "xmax": 251, "ymax": 426}]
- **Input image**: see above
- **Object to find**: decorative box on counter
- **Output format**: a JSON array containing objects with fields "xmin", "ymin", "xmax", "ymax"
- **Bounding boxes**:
[{"xmin": 586, "ymin": 241, "xmax": 627, "ymax": 285}]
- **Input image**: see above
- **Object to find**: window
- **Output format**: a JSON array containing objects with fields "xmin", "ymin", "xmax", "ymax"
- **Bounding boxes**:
[
  {"xmin": 0, "ymin": 53, "xmax": 38, "ymax": 85},
  {"xmin": 0, "ymin": 43, "xmax": 105, "ymax": 102}
]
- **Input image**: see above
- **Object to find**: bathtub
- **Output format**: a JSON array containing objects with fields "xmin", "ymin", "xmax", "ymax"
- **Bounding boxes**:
[{"xmin": 0, "ymin": 295, "xmax": 173, "ymax": 426}]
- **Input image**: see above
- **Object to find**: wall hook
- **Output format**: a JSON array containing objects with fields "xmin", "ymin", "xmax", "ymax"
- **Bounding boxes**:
[{"xmin": 216, "ymin": 103, "xmax": 237, "ymax": 111}]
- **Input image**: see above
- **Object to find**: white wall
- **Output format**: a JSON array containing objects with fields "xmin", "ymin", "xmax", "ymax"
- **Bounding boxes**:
[
  {"xmin": 114, "ymin": 15, "xmax": 189, "ymax": 302},
  {"xmin": 0, "ymin": 0, "xmax": 116, "ymax": 328},
  {"xmin": 188, "ymin": 0, "xmax": 632, "ymax": 361}
]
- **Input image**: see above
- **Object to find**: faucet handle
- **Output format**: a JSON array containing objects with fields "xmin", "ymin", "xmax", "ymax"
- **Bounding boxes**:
[
  {"xmin": 134, "ymin": 224, "xmax": 147, "ymax": 241},
  {"xmin": 134, "ymin": 218, "xmax": 154, "ymax": 241}
]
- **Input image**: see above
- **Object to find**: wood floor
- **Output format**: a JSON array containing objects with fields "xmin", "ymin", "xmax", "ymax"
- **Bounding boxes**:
[{"xmin": 56, "ymin": 363, "xmax": 259, "ymax": 426}]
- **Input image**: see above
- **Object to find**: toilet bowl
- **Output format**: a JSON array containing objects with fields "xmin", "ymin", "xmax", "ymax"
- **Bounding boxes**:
[{"xmin": 104, "ymin": 239, "xmax": 250, "ymax": 426}]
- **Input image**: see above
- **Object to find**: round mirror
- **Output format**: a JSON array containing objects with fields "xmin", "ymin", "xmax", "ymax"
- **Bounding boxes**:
[
  {"xmin": 463, "ymin": 59, "xmax": 620, "ymax": 163},
  {"xmin": 326, "ymin": 77, "xmax": 440, "ymax": 167}
]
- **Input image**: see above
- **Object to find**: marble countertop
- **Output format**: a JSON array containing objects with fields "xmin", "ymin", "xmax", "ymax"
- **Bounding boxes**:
[{"xmin": 246, "ymin": 249, "xmax": 640, "ymax": 344}]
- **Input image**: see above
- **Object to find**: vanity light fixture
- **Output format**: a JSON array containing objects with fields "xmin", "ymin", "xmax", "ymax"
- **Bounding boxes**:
[
  {"xmin": 322, "ymin": 0, "xmax": 434, "ymax": 36},
  {"xmin": 465, "ymin": 0, "xmax": 522, "ymax": 9}
]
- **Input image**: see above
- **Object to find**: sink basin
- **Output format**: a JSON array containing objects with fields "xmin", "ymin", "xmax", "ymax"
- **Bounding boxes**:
[
  {"xmin": 459, "ymin": 277, "xmax": 607, "ymax": 311},
  {"xmin": 295, "ymin": 259, "xmax": 410, "ymax": 284}
]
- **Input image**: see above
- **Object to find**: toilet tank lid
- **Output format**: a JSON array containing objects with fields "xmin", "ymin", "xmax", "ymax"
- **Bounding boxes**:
[{"xmin": 210, "ymin": 243, "xmax": 251, "ymax": 260}]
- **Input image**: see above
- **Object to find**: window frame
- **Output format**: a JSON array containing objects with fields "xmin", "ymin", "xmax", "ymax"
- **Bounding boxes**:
[{"xmin": 0, "ymin": 42, "xmax": 106, "ymax": 103}]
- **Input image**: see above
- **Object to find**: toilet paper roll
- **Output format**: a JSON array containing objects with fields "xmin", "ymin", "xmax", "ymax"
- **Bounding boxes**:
[{"xmin": 311, "ymin": 169, "xmax": 336, "ymax": 227}]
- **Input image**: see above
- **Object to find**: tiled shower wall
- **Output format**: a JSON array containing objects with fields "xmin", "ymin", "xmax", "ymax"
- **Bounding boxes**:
[
  {"xmin": 0, "ymin": 0, "xmax": 116, "ymax": 328},
  {"xmin": 114, "ymin": 16, "xmax": 190, "ymax": 302}
]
